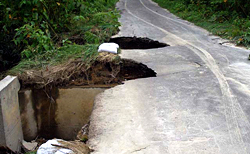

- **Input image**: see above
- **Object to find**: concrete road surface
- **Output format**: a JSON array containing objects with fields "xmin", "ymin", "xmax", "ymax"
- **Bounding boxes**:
[{"xmin": 89, "ymin": 0, "xmax": 250, "ymax": 153}]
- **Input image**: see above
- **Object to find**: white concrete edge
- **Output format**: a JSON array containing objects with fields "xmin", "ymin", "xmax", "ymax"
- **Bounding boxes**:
[{"xmin": 0, "ymin": 76, "xmax": 18, "ymax": 91}]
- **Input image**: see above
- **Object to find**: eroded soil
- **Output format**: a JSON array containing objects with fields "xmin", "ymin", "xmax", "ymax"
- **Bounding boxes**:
[{"xmin": 18, "ymin": 53, "xmax": 156, "ymax": 89}]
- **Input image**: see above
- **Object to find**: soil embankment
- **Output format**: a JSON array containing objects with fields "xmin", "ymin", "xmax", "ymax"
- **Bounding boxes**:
[{"xmin": 18, "ymin": 52, "xmax": 156, "ymax": 89}]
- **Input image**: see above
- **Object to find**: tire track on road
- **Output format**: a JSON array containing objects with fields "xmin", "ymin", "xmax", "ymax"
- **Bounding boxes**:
[
  {"xmin": 124, "ymin": 0, "xmax": 248, "ymax": 153},
  {"xmin": 140, "ymin": 0, "xmax": 250, "ymax": 134}
]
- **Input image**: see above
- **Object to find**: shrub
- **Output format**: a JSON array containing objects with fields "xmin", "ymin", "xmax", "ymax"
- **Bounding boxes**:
[{"xmin": 0, "ymin": 0, "xmax": 120, "ymax": 71}]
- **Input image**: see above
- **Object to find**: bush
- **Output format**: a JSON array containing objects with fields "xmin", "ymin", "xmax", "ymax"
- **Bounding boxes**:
[{"xmin": 0, "ymin": 0, "xmax": 120, "ymax": 72}]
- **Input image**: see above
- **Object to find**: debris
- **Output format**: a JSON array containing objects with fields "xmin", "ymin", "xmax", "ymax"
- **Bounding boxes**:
[
  {"xmin": 77, "ymin": 122, "xmax": 89, "ymax": 143},
  {"xmin": 22, "ymin": 140, "xmax": 38, "ymax": 152},
  {"xmin": 98, "ymin": 43, "xmax": 119, "ymax": 54},
  {"xmin": 37, "ymin": 139, "xmax": 90, "ymax": 154},
  {"xmin": 37, "ymin": 139, "xmax": 72, "ymax": 154}
]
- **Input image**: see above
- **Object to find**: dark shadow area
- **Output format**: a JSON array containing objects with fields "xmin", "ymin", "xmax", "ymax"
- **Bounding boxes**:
[
  {"xmin": 0, "ymin": 27, "xmax": 23, "ymax": 73},
  {"xmin": 109, "ymin": 37, "xmax": 169, "ymax": 49},
  {"xmin": 118, "ymin": 59, "xmax": 156, "ymax": 80},
  {"xmin": 0, "ymin": 147, "xmax": 14, "ymax": 154}
]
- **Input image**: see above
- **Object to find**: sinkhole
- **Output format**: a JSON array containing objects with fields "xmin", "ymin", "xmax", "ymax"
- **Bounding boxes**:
[
  {"xmin": 109, "ymin": 37, "xmax": 169, "ymax": 49},
  {"xmin": 18, "ymin": 59, "xmax": 156, "ymax": 142},
  {"xmin": 19, "ymin": 88, "xmax": 105, "ymax": 141}
]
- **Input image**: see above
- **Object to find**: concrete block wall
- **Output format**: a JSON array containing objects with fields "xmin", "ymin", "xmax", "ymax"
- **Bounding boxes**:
[{"xmin": 0, "ymin": 76, "xmax": 23, "ymax": 152}]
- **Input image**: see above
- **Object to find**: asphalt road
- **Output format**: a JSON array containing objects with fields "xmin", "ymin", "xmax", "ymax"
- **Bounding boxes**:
[{"xmin": 89, "ymin": 0, "xmax": 250, "ymax": 153}]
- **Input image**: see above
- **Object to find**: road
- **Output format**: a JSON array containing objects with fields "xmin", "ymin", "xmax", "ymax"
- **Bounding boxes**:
[{"xmin": 88, "ymin": 0, "xmax": 250, "ymax": 153}]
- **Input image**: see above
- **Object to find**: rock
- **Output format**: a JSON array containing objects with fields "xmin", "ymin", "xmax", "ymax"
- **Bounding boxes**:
[
  {"xmin": 22, "ymin": 140, "xmax": 38, "ymax": 152},
  {"xmin": 37, "ymin": 139, "xmax": 90, "ymax": 154}
]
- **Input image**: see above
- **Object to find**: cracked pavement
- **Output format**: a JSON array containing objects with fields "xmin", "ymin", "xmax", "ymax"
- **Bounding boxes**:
[{"xmin": 88, "ymin": 0, "xmax": 250, "ymax": 153}]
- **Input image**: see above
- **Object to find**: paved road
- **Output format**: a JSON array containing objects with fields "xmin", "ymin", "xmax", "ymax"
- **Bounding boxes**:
[{"xmin": 89, "ymin": 0, "xmax": 250, "ymax": 153}]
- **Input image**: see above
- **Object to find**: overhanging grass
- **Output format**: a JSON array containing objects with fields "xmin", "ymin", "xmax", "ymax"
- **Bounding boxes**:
[{"xmin": 8, "ymin": 44, "xmax": 99, "ymax": 75}]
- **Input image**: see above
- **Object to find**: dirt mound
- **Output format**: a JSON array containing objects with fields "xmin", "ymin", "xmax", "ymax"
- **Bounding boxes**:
[{"xmin": 18, "ymin": 53, "xmax": 156, "ymax": 89}]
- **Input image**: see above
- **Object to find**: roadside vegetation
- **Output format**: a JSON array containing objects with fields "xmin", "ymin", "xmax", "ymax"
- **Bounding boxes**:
[
  {"xmin": 0, "ymin": 0, "xmax": 120, "ymax": 79},
  {"xmin": 153, "ymin": 0, "xmax": 250, "ymax": 49}
]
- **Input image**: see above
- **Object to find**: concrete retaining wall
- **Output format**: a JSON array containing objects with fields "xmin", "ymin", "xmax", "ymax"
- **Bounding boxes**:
[
  {"xmin": 0, "ymin": 75, "xmax": 105, "ymax": 152},
  {"xmin": 0, "ymin": 76, "xmax": 23, "ymax": 152}
]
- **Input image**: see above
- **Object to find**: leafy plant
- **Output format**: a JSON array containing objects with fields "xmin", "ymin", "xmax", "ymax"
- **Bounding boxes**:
[
  {"xmin": 14, "ymin": 21, "xmax": 54, "ymax": 58},
  {"xmin": 0, "ymin": 0, "xmax": 120, "ymax": 73}
]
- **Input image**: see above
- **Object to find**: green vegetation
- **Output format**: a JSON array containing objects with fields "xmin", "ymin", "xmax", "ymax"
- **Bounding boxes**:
[
  {"xmin": 8, "ymin": 44, "xmax": 99, "ymax": 74},
  {"xmin": 25, "ymin": 151, "xmax": 37, "ymax": 154},
  {"xmin": 0, "ymin": 0, "xmax": 120, "ymax": 75},
  {"xmin": 153, "ymin": 0, "xmax": 250, "ymax": 48}
]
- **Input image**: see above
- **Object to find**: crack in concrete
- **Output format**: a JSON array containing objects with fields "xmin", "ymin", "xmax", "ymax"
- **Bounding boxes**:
[{"xmin": 130, "ymin": 146, "xmax": 149, "ymax": 153}]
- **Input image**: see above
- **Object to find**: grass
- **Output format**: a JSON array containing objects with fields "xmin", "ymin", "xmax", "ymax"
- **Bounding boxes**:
[
  {"xmin": 153, "ymin": 0, "xmax": 250, "ymax": 48},
  {"xmin": 8, "ymin": 44, "xmax": 99, "ymax": 75},
  {"xmin": 3, "ymin": 0, "xmax": 121, "ymax": 78}
]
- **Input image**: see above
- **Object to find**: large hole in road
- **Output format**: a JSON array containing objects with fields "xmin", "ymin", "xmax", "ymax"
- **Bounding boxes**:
[
  {"xmin": 19, "ymin": 88, "xmax": 106, "ymax": 142},
  {"xmin": 18, "ymin": 58, "xmax": 156, "ymax": 143},
  {"xmin": 118, "ymin": 59, "xmax": 156, "ymax": 80},
  {"xmin": 109, "ymin": 37, "xmax": 169, "ymax": 49}
]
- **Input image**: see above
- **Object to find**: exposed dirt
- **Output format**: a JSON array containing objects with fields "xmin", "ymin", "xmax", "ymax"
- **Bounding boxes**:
[
  {"xmin": 18, "ymin": 52, "xmax": 156, "ymax": 89},
  {"xmin": 109, "ymin": 37, "xmax": 169, "ymax": 49},
  {"xmin": 12, "ymin": 52, "xmax": 157, "ymax": 154}
]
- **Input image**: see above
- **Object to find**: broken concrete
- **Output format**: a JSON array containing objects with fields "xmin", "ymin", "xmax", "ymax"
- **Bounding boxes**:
[{"xmin": 22, "ymin": 140, "xmax": 37, "ymax": 152}]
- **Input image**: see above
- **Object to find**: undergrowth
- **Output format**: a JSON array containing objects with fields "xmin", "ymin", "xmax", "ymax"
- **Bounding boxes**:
[
  {"xmin": 0, "ymin": 0, "xmax": 120, "ymax": 76},
  {"xmin": 153, "ymin": 0, "xmax": 250, "ymax": 48}
]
